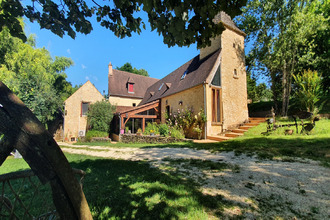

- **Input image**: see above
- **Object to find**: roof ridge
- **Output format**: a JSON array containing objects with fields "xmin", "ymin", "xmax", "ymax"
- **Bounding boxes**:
[{"xmin": 112, "ymin": 69, "xmax": 159, "ymax": 81}]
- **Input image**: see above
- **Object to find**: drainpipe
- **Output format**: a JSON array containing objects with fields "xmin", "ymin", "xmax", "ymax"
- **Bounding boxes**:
[{"xmin": 203, "ymin": 82, "xmax": 207, "ymax": 140}]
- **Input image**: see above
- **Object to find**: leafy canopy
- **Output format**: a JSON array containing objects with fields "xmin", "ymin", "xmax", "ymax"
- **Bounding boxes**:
[
  {"xmin": 236, "ymin": 0, "xmax": 329, "ymax": 115},
  {"xmin": 0, "ymin": 0, "xmax": 247, "ymax": 48},
  {"xmin": 116, "ymin": 62, "xmax": 149, "ymax": 77},
  {"xmin": 0, "ymin": 26, "xmax": 74, "ymax": 124}
]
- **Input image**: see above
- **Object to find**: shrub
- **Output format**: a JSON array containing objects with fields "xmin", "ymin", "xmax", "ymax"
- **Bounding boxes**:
[
  {"xmin": 292, "ymin": 70, "xmax": 322, "ymax": 113},
  {"xmin": 159, "ymin": 123, "xmax": 170, "ymax": 137},
  {"xmin": 143, "ymin": 122, "xmax": 160, "ymax": 135},
  {"xmin": 87, "ymin": 100, "xmax": 116, "ymax": 132},
  {"xmin": 166, "ymin": 108, "xmax": 206, "ymax": 139},
  {"xmin": 84, "ymin": 130, "xmax": 108, "ymax": 142},
  {"xmin": 170, "ymin": 127, "xmax": 185, "ymax": 139}
]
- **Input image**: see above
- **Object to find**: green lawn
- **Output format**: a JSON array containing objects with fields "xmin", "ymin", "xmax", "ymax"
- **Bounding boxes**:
[
  {"xmin": 75, "ymin": 119, "xmax": 330, "ymax": 166},
  {"xmin": 1, "ymin": 119, "xmax": 329, "ymax": 219},
  {"xmin": 1, "ymin": 154, "xmax": 229, "ymax": 219}
]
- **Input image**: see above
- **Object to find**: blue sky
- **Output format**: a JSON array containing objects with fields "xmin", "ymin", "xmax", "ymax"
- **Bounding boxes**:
[{"xmin": 24, "ymin": 15, "xmax": 199, "ymax": 94}]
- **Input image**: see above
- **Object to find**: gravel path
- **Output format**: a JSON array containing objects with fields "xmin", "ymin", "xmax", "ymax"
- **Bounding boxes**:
[{"xmin": 60, "ymin": 143, "xmax": 330, "ymax": 219}]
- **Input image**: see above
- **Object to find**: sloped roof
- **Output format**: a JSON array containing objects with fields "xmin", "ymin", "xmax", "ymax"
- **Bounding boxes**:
[
  {"xmin": 65, "ymin": 80, "xmax": 103, "ymax": 104},
  {"xmin": 139, "ymin": 49, "xmax": 221, "ymax": 106},
  {"xmin": 108, "ymin": 70, "xmax": 159, "ymax": 99},
  {"xmin": 214, "ymin": 11, "xmax": 246, "ymax": 36}
]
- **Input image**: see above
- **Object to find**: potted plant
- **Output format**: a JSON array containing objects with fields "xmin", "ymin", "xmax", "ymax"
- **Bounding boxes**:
[
  {"xmin": 150, "ymin": 130, "xmax": 155, "ymax": 136},
  {"xmin": 125, "ymin": 127, "xmax": 130, "ymax": 134},
  {"xmin": 136, "ymin": 128, "xmax": 142, "ymax": 136}
]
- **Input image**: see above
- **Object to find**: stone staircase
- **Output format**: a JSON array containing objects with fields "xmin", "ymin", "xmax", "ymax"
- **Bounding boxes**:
[{"xmin": 206, "ymin": 117, "xmax": 267, "ymax": 142}]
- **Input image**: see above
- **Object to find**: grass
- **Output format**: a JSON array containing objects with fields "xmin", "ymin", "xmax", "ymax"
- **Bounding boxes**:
[
  {"xmin": 0, "ymin": 154, "xmax": 236, "ymax": 219},
  {"xmin": 74, "ymin": 119, "xmax": 330, "ymax": 166},
  {"xmin": 1, "ymin": 119, "xmax": 329, "ymax": 218}
]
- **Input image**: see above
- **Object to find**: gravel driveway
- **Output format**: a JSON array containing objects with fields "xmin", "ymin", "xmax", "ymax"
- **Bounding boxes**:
[{"xmin": 60, "ymin": 143, "xmax": 330, "ymax": 219}]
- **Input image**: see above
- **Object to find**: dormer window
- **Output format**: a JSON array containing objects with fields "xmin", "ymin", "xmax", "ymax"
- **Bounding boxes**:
[
  {"xmin": 158, "ymin": 83, "xmax": 164, "ymax": 91},
  {"xmin": 181, "ymin": 70, "xmax": 188, "ymax": 80},
  {"xmin": 128, "ymin": 83, "xmax": 134, "ymax": 93}
]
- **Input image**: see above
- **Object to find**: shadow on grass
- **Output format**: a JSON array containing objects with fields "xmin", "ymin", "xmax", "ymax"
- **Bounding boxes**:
[{"xmin": 69, "ymin": 157, "xmax": 234, "ymax": 219}]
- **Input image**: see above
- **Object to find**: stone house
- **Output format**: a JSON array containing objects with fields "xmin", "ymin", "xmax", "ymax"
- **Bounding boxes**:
[
  {"xmin": 108, "ymin": 63, "xmax": 159, "ymax": 111},
  {"xmin": 116, "ymin": 12, "xmax": 249, "ymax": 138},
  {"xmin": 63, "ymin": 80, "xmax": 104, "ymax": 142}
]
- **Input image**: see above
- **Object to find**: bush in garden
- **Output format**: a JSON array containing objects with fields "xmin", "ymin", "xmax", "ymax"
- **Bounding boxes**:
[
  {"xmin": 83, "ymin": 130, "xmax": 108, "ymax": 142},
  {"xmin": 159, "ymin": 123, "xmax": 170, "ymax": 137},
  {"xmin": 292, "ymin": 70, "xmax": 322, "ymax": 113},
  {"xmin": 166, "ymin": 107, "xmax": 206, "ymax": 138},
  {"xmin": 143, "ymin": 122, "xmax": 160, "ymax": 135},
  {"xmin": 87, "ymin": 100, "xmax": 116, "ymax": 132},
  {"xmin": 170, "ymin": 127, "xmax": 185, "ymax": 139}
]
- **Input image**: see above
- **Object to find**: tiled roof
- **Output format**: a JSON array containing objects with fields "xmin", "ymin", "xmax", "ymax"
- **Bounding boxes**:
[
  {"xmin": 139, "ymin": 49, "xmax": 221, "ymax": 106},
  {"xmin": 108, "ymin": 70, "xmax": 159, "ymax": 99}
]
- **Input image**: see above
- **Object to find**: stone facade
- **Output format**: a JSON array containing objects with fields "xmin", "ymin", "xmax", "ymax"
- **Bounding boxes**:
[
  {"xmin": 160, "ymin": 85, "xmax": 204, "ymax": 123},
  {"xmin": 158, "ymin": 26, "xmax": 248, "ymax": 137},
  {"xmin": 220, "ymin": 28, "xmax": 248, "ymax": 130},
  {"xmin": 63, "ymin": 81, "xmax": 104, "ymax": 142},
  {"xmin": 109, "ymin": 96, "xmax": 142, "ymax": 107}
]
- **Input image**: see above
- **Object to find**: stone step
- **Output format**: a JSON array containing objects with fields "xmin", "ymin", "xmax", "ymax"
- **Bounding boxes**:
[
  {"xmin": 249, "ymin": 118, "xmax": 267, "ymax": 122},
  {"xmin": 245, "ymin": 123, "xmax": 260, "ymax": 126},
  {"xmin": 207, "ymin": 135, "xmax": 233, "ymax": 142},
  {"xmin": 225, "ymin": 132, "xmax": 244, "ymax": 138},
  {"xmin": 231, "ymin": 129, "xmax": 247, "ymax": 133},
  {"xmin": 239, "ymin": 125, "xmax": 254, "ymax": 130}
]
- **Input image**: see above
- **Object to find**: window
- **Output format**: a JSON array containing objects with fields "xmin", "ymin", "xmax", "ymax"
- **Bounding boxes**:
[
  {"xmin": 128, "ymin": 83, "xmax": 134, "ymax": 93},
  {"xmin": 81, "ymin": 102, "xmax": 89, "ymax": 116},
  {"xmin": 158, "ymin": 83, "xmax": 164, "ymax": 91},
  {"xmin": 212, "ymin": 88, "xmax": 221, "ymax": 123},
  {"xmin": 233, "ymin": 69, "xmax": 238, "ymax": 78},
  {"xmin": 166, "ymin": 105, "xmax": 170, "ymax": 117},
  {"xmin": 132, "ymin": 103, "xmax": 136, "ymax": 107},
  {"xmin": 211, "ymin": 65, "xmax": 221, "ymax": 86},
  {"xmin": 181, "ymin": 70, "xmax": 188, "ymax": 80}
]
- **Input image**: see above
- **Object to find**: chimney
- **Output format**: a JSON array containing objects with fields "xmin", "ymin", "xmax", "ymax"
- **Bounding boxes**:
[
  {"xmin": 200, "ymin": 12, "xmax": 245, "ymax": 60},
  {"xmin": 108, "ymin": 62, "xmax": 113, "ymax": 76}
]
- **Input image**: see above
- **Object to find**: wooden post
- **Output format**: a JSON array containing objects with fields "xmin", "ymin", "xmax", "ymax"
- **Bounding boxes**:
[
  {"xmin": 142, "ymin": 118, "xmax": 145, "ymax": 132},
  {"xmin": 0, "ymin": 82, "xmax": 92, "ymax": 219}
]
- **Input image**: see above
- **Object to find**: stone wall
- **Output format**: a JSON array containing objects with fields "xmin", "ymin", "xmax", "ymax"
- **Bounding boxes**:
[
  {"xmin": 120, "ymin": 134, "xmax": 190, "ymax": 144},
  {"xmin": 220, "ymin": 27, "xmax": 249, "ymax": 130},
  {"xmin": 160, "ymin": 84, "xmax": 204, "ymax": 123},
  {"xmin": 63, "ymin": 81, "xmax": 104, "ymax": 142},
  {"xmin": 109, "ymin": 96, "xmax": 142, "ymax": 107}
]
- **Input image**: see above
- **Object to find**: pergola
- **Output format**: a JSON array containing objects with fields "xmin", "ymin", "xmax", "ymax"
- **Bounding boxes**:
[{"xmin": 119, "ymin": 100, "xmax": 160, "ymax": 132}]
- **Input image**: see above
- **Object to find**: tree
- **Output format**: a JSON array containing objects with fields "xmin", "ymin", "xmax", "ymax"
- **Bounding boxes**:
[
  {"xmin": 116, "ymin": 62, "xmax": 149, "ymax": 76},
  {"xmin": 236, "ymin": 0, "xmax": 329, "ymax": 116},
  {"xmin": 1, "ymin": 0, "xmax": 247, "ymax": 48},
  {"xmin": 0, "ymin": 26, "xmax": 75, "ymax": 125},
  {"xmin": 87, "ymin": 101, "xmax": 116, "ymax": 132}
]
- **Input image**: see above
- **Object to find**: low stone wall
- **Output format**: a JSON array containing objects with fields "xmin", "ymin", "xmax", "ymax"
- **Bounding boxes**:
[
  {"xmin": 120, "ymin": 134, "xmax": 191, "ymax": 144},
  {"xmin": 91, "ymin": 137, "xmax": 111, "ymax": 142}
]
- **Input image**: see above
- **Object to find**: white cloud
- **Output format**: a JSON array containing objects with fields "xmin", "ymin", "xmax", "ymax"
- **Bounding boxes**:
[
  {"xmin": 93, "ymin": 76, "xmax": 98, "ymax": 81},
  {"xmin": 67, "ymin": 49, "xmax": 71, "ymax": 54},
  {"xmin": 81, "ymin": 64, "xmax": 87, "ymax": 69}
]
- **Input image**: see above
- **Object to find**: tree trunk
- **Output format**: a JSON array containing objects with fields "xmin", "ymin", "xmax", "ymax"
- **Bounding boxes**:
[
  {"xmin": 0, "ymin": 81, "xmax": 92, "ymax": 219},
  {"xmin": 282, "ymin": 59, "xmax": 290, "ymax": 116}
]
